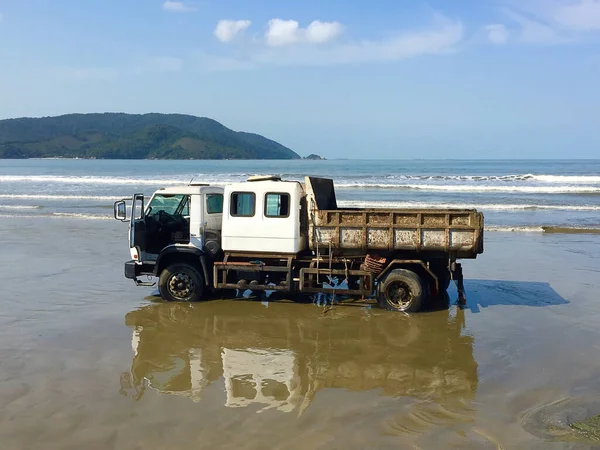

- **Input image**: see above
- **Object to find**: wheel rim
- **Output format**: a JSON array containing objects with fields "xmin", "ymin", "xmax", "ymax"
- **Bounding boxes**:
[
  {"xmin": 168, "ymin": 272, "xmax": 195, "ymax": 299},
  {"xmin": 385, "ymin": 280, "xmax": 413, "ymax": 309}
]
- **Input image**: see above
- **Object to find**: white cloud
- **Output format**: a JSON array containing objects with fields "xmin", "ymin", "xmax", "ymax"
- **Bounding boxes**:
[
  {"xmin": 493, "ymin": 1, "xmax": 600, "ymax": 44},
  {"xmin": 210, "ymin": 17, "xmax": 462, "ymax": 67},
  {"xmin": 329, "ymin": 20, "xmax": 462, "ymax": 64},
  {"xmin": 306, "ymin": 20, "xmax": 345, "ymax": 44},
  {"xmin": 162, "ymin": 1, "xmax": 197, "ymax": 13},
  {"xmin": 554, "ymin": 0, "xmax": 600, "ymax": 31},
  {"xmin": 214, "ymin": 20, "xmax": 252, "ymax": 43},
  {"xmin": 265, "ymin": 19, "xmax": 343, "ymax": 46},
  {"xmin": 505, "ymin": 10, "xmax": 566, "ymax": 44},
  {"xmin": 265, "ymin": 19, "xmax": 301, "ymax": 46},
  {"xmin": 520, "ymin": 20, "xmax": 560, "ymax": 43},
  {"xmin": 486, "ymin": 24, "xmax": 509, "ymax": 44}
]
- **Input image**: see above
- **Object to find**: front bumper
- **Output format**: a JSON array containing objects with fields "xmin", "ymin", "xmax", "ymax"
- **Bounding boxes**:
[{"xmin": 124, "ymin": 260, "xmax": 156, "ymax": 286}]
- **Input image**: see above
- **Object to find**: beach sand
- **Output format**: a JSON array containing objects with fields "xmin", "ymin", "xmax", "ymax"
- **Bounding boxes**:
[{"xmin": 1, "ymin": 217, "xmax": 600, "ymax": 449}]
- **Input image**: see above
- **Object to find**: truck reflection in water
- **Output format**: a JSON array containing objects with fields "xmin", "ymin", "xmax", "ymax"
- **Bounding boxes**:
[{"xmin": 120, "ymin": 300, "xmax": 478, "ymax": 415}]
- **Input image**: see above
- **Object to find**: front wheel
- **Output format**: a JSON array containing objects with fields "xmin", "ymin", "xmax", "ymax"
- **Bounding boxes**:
[
  {"xmin": 158, "ymin": 263, "xmax": 205, "ymax": 302},
  {"xmin": 377, "ymin": 269, "xmax": 424, "ymax": 312}
]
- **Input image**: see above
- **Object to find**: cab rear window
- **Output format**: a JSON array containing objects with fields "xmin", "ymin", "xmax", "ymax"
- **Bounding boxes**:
[{"xmin": 230, "ymin": 192, "xmax": 255, "ymax": 217}]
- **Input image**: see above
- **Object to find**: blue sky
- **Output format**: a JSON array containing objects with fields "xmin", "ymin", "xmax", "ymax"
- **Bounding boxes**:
[{"xmin": 0, "ymin": 0, "xmax": 599, "ymax": 158}]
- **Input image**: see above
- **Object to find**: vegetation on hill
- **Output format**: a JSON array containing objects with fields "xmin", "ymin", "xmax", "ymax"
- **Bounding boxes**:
[{"xmin": 0, "ymin": 113, "xmax": 300, "ymax": 160}]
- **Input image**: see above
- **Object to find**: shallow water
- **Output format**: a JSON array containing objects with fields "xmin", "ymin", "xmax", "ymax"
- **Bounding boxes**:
[{"xmin": 1, "ymin": 218, "xmax": 600, "ymax": 449}]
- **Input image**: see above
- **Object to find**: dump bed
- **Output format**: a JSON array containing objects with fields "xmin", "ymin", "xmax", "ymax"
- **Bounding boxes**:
[{"xmin": 305, "ymin": 177, "xmax": 484, "ymax": 258}]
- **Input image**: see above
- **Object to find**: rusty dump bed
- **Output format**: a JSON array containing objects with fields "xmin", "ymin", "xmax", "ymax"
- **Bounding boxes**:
[{"xmin": 305, "ymin": 177, "xmax": 484, "ymax": 258}]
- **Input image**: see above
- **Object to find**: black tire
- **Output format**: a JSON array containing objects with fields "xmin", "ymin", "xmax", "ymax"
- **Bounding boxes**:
[
  {"xmin": 158, "ymin": 263, "xmax": 205, "ymax": 302},
  {"xmin": 377, "ymin": 269, "xmax": 424, "ymax": 312}
]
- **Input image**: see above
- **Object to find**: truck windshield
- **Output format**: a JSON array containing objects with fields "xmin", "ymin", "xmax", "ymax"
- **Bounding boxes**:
[{"xmin": 146, "ymin": 194, "xmax": 189, "ymax": 217}]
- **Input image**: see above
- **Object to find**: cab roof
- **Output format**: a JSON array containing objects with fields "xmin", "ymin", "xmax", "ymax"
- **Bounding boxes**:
[
  {"xmin": 154, "ymin": 184, "xmax": 224, "ymax": 195},
  {"xmin": 224, "ymin": 178, "xmax": 304, "ymax": 193}
]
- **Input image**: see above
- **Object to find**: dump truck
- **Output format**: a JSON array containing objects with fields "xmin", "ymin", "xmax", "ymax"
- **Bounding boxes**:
[{"xmin": 114, "ymin": 175, "xmax": 484, "ymax": 311}]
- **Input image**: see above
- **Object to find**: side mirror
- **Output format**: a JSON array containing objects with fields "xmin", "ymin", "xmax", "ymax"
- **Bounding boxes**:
[{"xmin": 114, "ymin": 200, "xmax": 127, "ymax": 222}]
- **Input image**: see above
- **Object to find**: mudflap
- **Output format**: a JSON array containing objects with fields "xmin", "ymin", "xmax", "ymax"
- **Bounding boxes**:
[{"xmin": 451, "ymin": 262, "xmax": 466, "ymax": 305}]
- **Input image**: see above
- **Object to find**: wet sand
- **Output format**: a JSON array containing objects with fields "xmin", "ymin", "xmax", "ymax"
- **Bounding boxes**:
[{"xmin": 1, "ymin": 218, "xmax": 600, "ymax": 449}]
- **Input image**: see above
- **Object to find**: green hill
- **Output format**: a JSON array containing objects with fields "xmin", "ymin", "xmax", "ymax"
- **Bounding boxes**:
[{"xmin": 0, "ymin": 113, "xmax": 300, "ymax": 160}]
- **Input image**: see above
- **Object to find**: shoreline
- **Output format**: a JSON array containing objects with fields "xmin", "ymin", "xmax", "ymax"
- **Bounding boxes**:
[
  {"xmin": 1, "ymin": 213, "xmax": 600, "ymax": 236},
  {"xmin": 1, "ymin": 213, "xmax": 600, "ymax": 234}
]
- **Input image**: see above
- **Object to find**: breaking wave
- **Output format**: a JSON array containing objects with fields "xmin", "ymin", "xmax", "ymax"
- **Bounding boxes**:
[
  {"xmin": 0, "ymin": 204, "xmax": 41, "ymax": 210},
  {"xmin": 0, "ymin": 212, "xmax": 111, "ymax": 220},
  {"xmin": 398, "ymin": 174, "xmax": 600, "ymax": 184},
  {"xmin": 485, "ymin": 225, "xmax": 600, "ymax": 234},
  {"xmin": 0, "ymin": 194, "xmax": 123, "ymax": 200},
  {"xmin": 0, "ymin": 175, "xmax": 232, "ymax": 185},
  {"xmin": 361, "ymin": 174, "xmax": 600, "ymax": 184},
  {"xmin": 335, "ymin": 183, "xmax": 600, "ymax": 194},
  {"xmin": 529, "ymin": 175, "xmax": 600, "ymax": 184},
  {"xmin": 4, "ymin": 182, "xmax": 599, "ymax": 194},
  {"xmin": 52, "ymin": 212, "xmax": 112, "ymax": 220},
  {"xmin": 2, "ymin": 173, "xmax": 600, "ymax": 187},
  {"xmin": 337, "ymin": 201, "xmax": 600, "ymax": 211}
]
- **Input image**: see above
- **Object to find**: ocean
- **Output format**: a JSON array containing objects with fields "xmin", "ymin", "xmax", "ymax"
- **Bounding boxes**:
[{"xmin": 1, "ymin": 158, "xmax": 599, "ymax": 232}]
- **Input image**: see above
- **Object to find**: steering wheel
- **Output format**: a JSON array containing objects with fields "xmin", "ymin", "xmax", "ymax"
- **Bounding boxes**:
[{"xmin": 157, "ymin": 210, "xmax": 175, "ymax": 222}]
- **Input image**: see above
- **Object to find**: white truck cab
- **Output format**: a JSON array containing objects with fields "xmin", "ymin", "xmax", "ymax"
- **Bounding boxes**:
[{"xmin": 221, "ymin": 175, "xmax": 307, "ymax": 254}]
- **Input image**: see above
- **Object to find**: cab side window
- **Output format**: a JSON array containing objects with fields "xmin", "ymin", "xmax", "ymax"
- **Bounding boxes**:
[
  {"xmin": 231, "ymin": 192, "xmax": 255, "ymax": 217},
  {"xmin": 206, "ymin": 194, "xmax": 223, "ymax": 214},
  {"xmin": 265, "ymin": 192, "xmax": 290, "ymax": 218}
]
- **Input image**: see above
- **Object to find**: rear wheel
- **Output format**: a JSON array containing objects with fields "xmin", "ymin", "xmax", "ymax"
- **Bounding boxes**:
[
  {"xmin": 158, "ymin": 263, "xmax": 205, "ymax": 302},
  {"xmin": 378, "ymin": 269, "xmax": 424, "ymax": 312}
]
